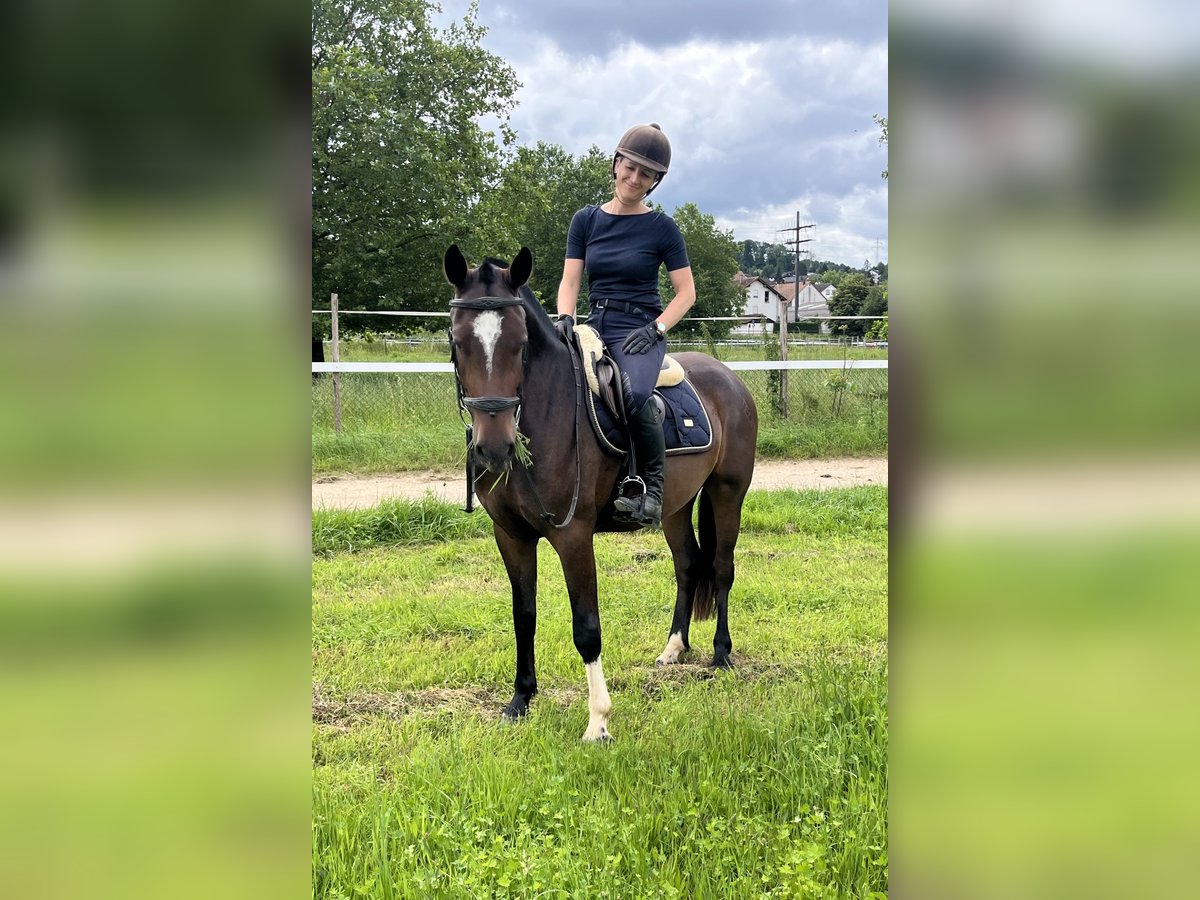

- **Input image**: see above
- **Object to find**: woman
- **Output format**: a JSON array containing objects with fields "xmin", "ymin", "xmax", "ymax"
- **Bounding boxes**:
[{"xmin": 554, "ymin": 123, "xmax": 696, "ymax": 528}]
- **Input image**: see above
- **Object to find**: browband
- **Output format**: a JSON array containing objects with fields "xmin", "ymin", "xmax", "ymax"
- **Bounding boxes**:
[{"xmin": 450, "ymin": 295, "xmax": 524, "ymax": 310}]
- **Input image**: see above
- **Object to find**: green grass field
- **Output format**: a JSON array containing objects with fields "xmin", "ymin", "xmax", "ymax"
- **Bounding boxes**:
[{"xmin": 313, "ymin": 487, "xmax": 888, "ymax": 898}]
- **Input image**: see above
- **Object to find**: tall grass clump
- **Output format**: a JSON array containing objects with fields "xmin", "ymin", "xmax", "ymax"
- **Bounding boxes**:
[{"xmin": 312, "ymin": 497, "xmax": 491, "ymax": 556}]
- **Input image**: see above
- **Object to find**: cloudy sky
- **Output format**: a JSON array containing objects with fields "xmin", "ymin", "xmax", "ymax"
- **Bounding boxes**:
[{"xmin": 438, "ymin": 0, "xmax": 888, "ymax": 266}]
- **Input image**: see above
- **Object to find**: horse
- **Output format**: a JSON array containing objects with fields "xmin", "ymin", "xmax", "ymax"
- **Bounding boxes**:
[{"xmin": 444, "ymin": 245, "xmax": 758, "ymax": 742}]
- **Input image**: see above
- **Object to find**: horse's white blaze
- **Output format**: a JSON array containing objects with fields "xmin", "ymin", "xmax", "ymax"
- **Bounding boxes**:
[
  {"xmin": 655, "ymin": 632, "xmax": 686, "ymax": 667},
  {"xmin": 472, "ymin": 310, "xmax": 503, "ymax": 375},
  {"xmin": 582, "ymin": 658, "xmax": 612, "ymax": 742}
]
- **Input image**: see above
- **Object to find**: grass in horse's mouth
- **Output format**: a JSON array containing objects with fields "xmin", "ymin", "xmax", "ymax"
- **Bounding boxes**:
[
  {"xmin": 513, "ymin": 430, "xmax": 533, "ymax": 468},
  {"xmin": 473, "ymin": 429, "xmax": 533, "ymax": 491}
]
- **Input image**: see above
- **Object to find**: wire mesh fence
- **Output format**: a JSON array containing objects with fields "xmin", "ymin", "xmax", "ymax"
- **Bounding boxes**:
[{"xmin": 311, "ymin": 367, "xmax": 888, "ymax": 435}]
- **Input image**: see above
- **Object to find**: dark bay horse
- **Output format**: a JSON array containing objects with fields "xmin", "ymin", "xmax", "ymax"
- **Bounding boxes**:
[{"xmin": 444, "ymin": 245, "xmax": 758, "ymax": 742}]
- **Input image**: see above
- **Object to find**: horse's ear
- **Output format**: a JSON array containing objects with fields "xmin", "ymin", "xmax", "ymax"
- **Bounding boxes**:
[
  {"xmin": 444, "ymin": 245, "xmax": 468, "ymax": 289},
  {"xmin": 510, "ymin": 247, "xmax": 533, "ymax": 289}
]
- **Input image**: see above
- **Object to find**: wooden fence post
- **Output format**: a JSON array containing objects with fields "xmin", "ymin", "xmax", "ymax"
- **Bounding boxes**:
[
  {"xmin": 331, "ymin": 293, "xmax": 342, "ymax": 434},
  {"xmin": 778, "ymin": 297, "xmax": 789, "ymax": 418}
]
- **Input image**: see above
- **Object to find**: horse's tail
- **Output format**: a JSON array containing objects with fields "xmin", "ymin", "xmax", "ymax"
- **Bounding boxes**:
[{"xmin": 691, "ymin": 488, "xmax": 718, "ymax": 621}]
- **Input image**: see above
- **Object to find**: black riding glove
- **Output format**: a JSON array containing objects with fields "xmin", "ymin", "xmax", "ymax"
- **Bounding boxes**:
[
  {"xmin": 555, "ymin": 314, "xmax": 574, "ymax": 344},
  {"xmin": 621, "ymin": 322, "xmax": 662, "ymax": 355}
]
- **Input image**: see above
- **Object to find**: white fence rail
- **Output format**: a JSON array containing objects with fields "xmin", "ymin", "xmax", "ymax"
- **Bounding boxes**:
[{"xmin": 313, "ymin": 360, "xmax": 887, "ymax": 374}]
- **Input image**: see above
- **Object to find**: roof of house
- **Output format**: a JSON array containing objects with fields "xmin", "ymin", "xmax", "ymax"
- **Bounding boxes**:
[
  {"xmin": 735, "ymin": 272, "xmax": 787, "ymax": 300},
  {"xmin": 774, "ymin": 282, "xmax": 799, "ymax": 301},
  {"xmin": 774, "ymin": 281, "xmax": 835, "ymax": 301}
]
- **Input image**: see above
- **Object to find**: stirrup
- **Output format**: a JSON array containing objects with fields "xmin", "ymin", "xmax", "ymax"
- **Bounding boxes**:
[
  {"xmin": 613, "ymin": 476, "xmax": 646, "ymax": 519},
  {"xmin": 615, "ymin": 475, "xmax": 646, "ymax": 503}
]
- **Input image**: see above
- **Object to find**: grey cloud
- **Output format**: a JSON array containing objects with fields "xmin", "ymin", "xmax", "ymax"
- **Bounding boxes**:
[
  {"xmin": 462, "ymin": 0, "xmax": 885, "ymax": 57},
  {"xmin": 438, "ymin": 0, "xmax": 887, "ymax": 260}
]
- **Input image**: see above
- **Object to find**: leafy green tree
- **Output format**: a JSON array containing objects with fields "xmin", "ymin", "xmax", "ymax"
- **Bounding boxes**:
[
  {"xmin": 875, "ymin": 114, "xmax": 888, "ymax": 181},
  {"xmin": 732, "ymin": 244, "xmax": 877, "ymax": 295},
  {"xmin": 765, "ymin": 244, "xmax": 793, "ymax": 281},
  {"xmin": 312, "ymin": 0, "xmax": 518, "ymax": 329},
  {"xmin": 818, "ymin": 269, "xmax": 845, "ymax": 288},
  {"xmin": 738, "ymin": 241, "xmax": 760, "ymax": 273},
  {"xmin": 472, "ymin": 143, "xmax": 611, "ymax": 311},
  {"xmin": 658, "ymin": 203, "xmax": 743, "ymax": 338},
  {"xmin": 862, "ymin": 284, "xmax": 888, "ymax": 322},
  {"xmin": 829, "ymin": 272, "xmax": 871, "ymax": 337}
]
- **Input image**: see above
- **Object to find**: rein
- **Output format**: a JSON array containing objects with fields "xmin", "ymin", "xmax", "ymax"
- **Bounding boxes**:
[{"xmin": 451, "ymin": 293, "xmax": 584, "ymax": 529}]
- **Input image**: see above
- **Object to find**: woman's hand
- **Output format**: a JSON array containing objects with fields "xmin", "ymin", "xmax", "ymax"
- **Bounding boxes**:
[
  {"xmin": 555, "ymin": 314, "xmax": 574, "ymax": 344},
  {"xmin": 621, "ymin": 322, "xmax": 662, "ymax": 354}
]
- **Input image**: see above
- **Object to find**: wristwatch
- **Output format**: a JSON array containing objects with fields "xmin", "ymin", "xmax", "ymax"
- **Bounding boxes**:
[{"xmin": 655, "ymin": 320, "xmax": 667, "ymax": 337}]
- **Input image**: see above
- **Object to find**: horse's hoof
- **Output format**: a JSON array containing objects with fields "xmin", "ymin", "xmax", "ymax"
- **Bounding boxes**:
[
  {"xmin": 710, "ymin": 654, "xmax": 734, "ymax": 670},
  {"xmin": 656, "ymin": 634, "xmax": 688, "ymax": 667},
  {"xmin": 582, "ymin": 729, "xmax": 614, "ymax": 744}
]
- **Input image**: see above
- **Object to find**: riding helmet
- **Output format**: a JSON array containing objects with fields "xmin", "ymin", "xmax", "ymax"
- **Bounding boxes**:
[{"xmin": 612, "ymin": 123, "xmax": 672, "ymax": 194}]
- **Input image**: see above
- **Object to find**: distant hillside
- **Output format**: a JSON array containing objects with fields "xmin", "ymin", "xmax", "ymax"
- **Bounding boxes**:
[{"xmin": 738, "ymin": 240, "xmax": 884, "ymax": 285}]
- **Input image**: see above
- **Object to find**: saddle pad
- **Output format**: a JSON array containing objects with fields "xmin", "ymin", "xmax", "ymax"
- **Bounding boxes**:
[
  {"xmin": 656, "ymin": 380, "xmax": 713, "ymax": 453},
  {"xmin": 585, "ymin": 375, "xmax": 714, "ymax": 457}
]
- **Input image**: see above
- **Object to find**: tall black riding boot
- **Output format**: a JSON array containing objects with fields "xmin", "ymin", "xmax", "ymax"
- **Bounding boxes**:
[{"xmin": 613, "ymin": 399, "xmax": 666, "ymax": 527}]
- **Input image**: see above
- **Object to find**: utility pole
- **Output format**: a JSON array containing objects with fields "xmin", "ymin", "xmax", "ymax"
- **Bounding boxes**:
[{"xmin": 779, "ymin": 214, "xmax": 815, "ymax": 418}]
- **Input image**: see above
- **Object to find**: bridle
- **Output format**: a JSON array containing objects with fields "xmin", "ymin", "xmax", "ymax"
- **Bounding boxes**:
[
  {"xmin": 449, "ymin": 295, "xmax": 527, "ymax": 420},
  {"xmin": 449, "ymin": 292, "xmax": 584, "ymax": 529}
]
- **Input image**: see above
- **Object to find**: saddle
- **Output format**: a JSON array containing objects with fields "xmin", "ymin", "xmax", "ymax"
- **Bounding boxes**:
[
  {"xmin": 572, "ymin": 325, "xmax": 712, "ymax": 458},
  {"xmin": 574, "ymin": 325, "xmax": 683, "ymax": 414}
]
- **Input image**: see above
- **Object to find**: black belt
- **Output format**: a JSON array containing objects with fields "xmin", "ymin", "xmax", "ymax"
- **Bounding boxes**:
[{"xmin": 591, "ymin": 298, "xmax": 658, "ymax": 316}]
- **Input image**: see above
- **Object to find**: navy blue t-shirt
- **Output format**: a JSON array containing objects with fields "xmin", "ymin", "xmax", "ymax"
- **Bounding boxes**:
[{"xmin": 565, "ymin": 205, "xmax": 690, "ymax": 309}]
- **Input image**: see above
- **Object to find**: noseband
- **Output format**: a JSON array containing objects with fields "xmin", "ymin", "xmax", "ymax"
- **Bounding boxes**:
[{"xmin": 449, "ymin": 295, "xmax": 527, "ymax": 418}]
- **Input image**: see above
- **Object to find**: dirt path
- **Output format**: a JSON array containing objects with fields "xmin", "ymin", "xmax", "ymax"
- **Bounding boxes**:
[{"xmin": 313, "ymin": 457, "xmax": 887, "ymax": 510}]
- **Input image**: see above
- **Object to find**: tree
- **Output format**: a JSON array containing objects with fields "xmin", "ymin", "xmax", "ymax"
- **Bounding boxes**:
[
  {"xmin": 658, "ymin": 203, "xmax": 743, "ymax": 339},
  {"xmin": 765, "ymin": 243, "xmax": 793, "ymax": 281},
  {"xmin": 818, "ymin": 269, "xmax": 845, "ymax": 288},
  {"xmin": 874, "ymin": 114, "xmax": 888, "ymax": 181},
  {"xmin": 733, "ymin": 245, "xmax": 871, "ymax": 293},
  {"xmin": 312, "ymin": 0, "xmax": 519, "ymax": 329},
  {"xmin": 738, "ymin": 241, "xmax": 761, "ymax": 273},
  {"xmin": 471, "ymin": 143, "xmax": 611, "ymax": 311},
  {"xmin": 829, "ymin": 272, "xmax": 871, "ymax": 337},
  {"xmin": 862, "ymin": 284, "xmax": 888, "ymax": 321}
]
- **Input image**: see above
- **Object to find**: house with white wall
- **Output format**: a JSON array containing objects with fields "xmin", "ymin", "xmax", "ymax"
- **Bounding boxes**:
[
  {"xmin": 732, "ymin": 273, "xmax": 840, "ymax": 335},
  {"xmin": 732, "ymin": 273, "xmax": 786, "ymax": 334},
  {"xmin": 772, "ymin": 280, "xmax": 836, "ymax": 333}
]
